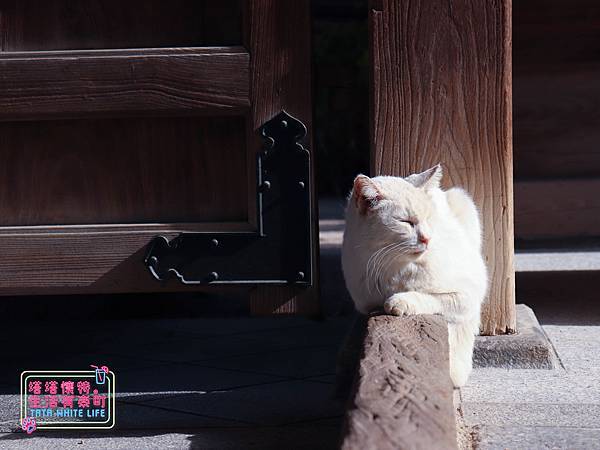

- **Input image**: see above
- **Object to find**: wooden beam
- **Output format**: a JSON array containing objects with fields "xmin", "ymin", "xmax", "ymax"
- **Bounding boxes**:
[
  {"xmin": 0, "ymin": 47, "xmax": 249, "ymax": 120},
  {"xmin": 369, "ymin": 0, "xmax": 515, "ymax": 335},
  {"xmin": 515, "ymin": 179, "xmax": 600, "ymax": 240},
  {"xmin": 341, "ymin": 314, "xmax": 457, "ymax": 450}
]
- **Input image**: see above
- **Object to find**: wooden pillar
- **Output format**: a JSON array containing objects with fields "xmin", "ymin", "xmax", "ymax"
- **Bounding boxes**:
[
  {"xmin": 245, "ymin": 0, "xmax": 320, "ymax": 316},
  {"xmin": 369, "ymin": 0, "xmax": 515, "ymax": 334}
]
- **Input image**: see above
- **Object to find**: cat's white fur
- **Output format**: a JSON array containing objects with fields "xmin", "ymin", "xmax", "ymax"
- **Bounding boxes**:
[{"xmin": 341, "ymin": 165, "xmax": 487, "ymax": 387}]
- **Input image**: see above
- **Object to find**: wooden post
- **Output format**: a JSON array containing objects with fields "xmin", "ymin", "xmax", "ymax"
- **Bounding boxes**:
[
  {"xmin": 369, "ymin": 0, "xmax": 515, "ymax": 335},
  {"xmin": 245, "ymin": 0, "xmax": 320, "ymax": 316}
]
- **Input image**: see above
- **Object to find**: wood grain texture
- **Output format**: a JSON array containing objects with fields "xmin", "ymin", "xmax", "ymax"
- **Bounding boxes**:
[
  {"xmin": 0, "ymin": 0, "xmax": 242, "ymax": 51},
  {"xmin": 369, "ymin": 0, "xmax": 515, "ymax": 335},
  {"xmin": 0, "ymin": 1, "xmax": 317, "ymax": 305},
  {"xmin": 0, "ymin": 116, "xmax": 247, "ymax": 225},
  {"xmin": 515, "ymin": 179, "xmax": 600, "ymax": 240},
  {"xmin": 245, "ymin": 0, "xmax": 319, "ymax": 316},
  {"xmin": 0, "ymin": 48, "xmax": 249, "ymax": 120},
  {"xmin": 341, "ymin": 314, "xmax": 457, "ymax": 450},
  {"xmin": 0, "ymin": 223, "xmax": 251, "ymax": 296}
]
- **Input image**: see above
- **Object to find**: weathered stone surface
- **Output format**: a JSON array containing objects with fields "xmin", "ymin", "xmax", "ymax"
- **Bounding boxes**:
[
  {"xmin": 461, "ymin": 321, "xmax": 600, "ymax": 449},
  {"xmin": 463, "ymin": 402, "xmax": 600, "ymax": 428},
  {"xmin": 341, "ymin": 314, "xmax": 457, "ymax": 450},
  {"xmin": 474, "ymin": 304, "xmax": 558, "ymax": 369},
  {"xmin": 474, "ymin": 425, "xmax": 600, "ymax": 450}
]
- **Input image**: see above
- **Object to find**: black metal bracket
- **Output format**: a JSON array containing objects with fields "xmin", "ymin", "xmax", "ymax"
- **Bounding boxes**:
[{"xmin": 144, "ymin": 111, "xmax": 312, "ymax": 286}]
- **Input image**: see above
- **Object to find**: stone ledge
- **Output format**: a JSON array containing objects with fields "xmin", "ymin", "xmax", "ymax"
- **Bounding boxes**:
[
  {"xmin": 474, "ymin": 304, "xmax": 559, "ymax": 369},
  {"xmin": 340, "ymin": 314, "xmax": 457, "ymax": 450}
]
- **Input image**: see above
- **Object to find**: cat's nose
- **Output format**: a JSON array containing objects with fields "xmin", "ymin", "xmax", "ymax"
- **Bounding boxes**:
[{"xmin": 419, "ymin": 235, "xmax": 430, "ymax": 245}]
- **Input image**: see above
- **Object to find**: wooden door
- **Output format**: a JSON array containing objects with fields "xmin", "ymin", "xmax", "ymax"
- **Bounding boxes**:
[{"xmin": 0, "ymin": 1, "xmax": 318, "ymax": 315}]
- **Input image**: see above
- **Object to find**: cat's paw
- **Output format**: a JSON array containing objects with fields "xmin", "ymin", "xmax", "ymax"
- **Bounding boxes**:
[{"xmin": 384, "ymin": 292, "xmax": 423, "ymax": 316}]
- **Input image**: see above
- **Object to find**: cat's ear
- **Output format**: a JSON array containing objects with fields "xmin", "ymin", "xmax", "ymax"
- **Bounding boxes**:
[
  {"xmin": 352, "ymin": 175, "xmax": 382, "ymax": 215},
  {"xmin": 406, "ymin": 164, "xmax": 442, "ymax": 191}
]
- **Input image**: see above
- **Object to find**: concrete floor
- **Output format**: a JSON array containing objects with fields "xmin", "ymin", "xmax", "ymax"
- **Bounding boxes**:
[
  {"xmin": 460, "ymin": 271, "xmax": 600, "ymax": 449},
  {"xmin": 462, "ymin": 325, "xmax": 600, "ymax": 449}
]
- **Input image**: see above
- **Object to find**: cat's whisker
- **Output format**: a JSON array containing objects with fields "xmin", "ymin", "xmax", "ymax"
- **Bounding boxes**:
[
  {"xmin": 374, "ymin": 242, "xmax": 414, "ymax": 286},
  {"xmin": 365, "ymin": 242, "xmax": 397, "ymax": 295},
  {"xmin": 366, "ymin": 241, "xmax": 400, "ymax": 295},
  {"xmin": 372, "ymin": 241, "xmax": 406, "ymax": 297}
]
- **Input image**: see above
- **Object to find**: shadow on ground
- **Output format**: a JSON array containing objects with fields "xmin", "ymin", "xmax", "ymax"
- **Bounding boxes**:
[
  {"xmin": 0, "ymin": 426, "xmax": 341, "ymax": 449},
  {"xmin": 0, "ymin": 291, "xmax": 354, "ymax": 449}
]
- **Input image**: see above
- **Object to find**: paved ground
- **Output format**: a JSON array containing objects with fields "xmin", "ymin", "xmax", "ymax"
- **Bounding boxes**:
[
  {"xmin": 460, "ymin": 272, "xmax": 600, "ymax": 450},
  {"xmin": 0, "ymin": 314, "xmax": 353, "ymax": 449}
]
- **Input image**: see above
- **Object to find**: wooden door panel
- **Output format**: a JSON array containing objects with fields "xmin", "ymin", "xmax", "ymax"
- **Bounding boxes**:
[
  {"xmin": 0, "ymin": 0, "xmax": 318, "ymax": 315},
  {"xmin": 0, "ymin": 0, "xmax": 242, "ymax": 51},
  {"xmin": 0, "ymin": 48, "xmax": 249, "ymax": 120},
  {"xmin": 0, "ymin": 116, "xmax": 248, "ymax": 226},
  {"xmin": 0, "ymin": 221, "xmax": 255, "ymax": 296}
]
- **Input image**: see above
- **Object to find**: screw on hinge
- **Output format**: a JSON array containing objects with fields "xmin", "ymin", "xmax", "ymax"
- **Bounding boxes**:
[
  {"xmin": 297, "ymin": 271, "xmax": 305, "ymax": 281},
  {"xmin": 211, "ymin": 238, "xmax": 219, "ymax": 247},
  {"xmin": 208, "ymin": 272, "xmax": 219, "ymax": 282},
  {"xmin": 281, "ymin": 120, "xmax": 288, "ymax": 128},
  {"xmin": 261, "ymin": 180, "xmax": 271, "ymax": 191},
  {"xmin": 298, "ymin": 181, "xmax": 305, "ymax": 189}
]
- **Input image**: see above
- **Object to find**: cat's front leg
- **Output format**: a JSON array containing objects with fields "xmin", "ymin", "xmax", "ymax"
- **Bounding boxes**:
[{"xmin": 383, "ymin": 291, "xmax": 443, "ymax": 316}]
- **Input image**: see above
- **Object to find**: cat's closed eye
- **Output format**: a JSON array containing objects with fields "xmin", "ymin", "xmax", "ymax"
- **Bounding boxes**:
[{"xmin": 398, "ymin": 219, "xmax": 415, "ymax": 227}]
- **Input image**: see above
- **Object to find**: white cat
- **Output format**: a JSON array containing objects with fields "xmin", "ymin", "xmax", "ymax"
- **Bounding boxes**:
[{"xmin": 341, "ymin": 164, "xmax": 487, "ymax": 387}]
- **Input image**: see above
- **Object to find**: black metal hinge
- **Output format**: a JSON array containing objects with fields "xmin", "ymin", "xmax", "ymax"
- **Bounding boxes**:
[{"xmin": 144, "ymin": 111, "xmax": 313, "ymax": 286}]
